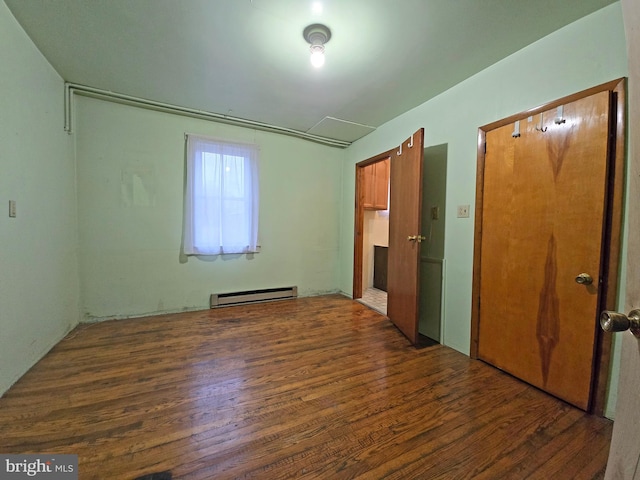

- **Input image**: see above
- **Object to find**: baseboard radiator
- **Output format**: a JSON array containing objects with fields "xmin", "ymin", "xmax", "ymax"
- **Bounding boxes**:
[{"xmin": 210, "ymin": 286, "xmax": 298, "ymax": 308}]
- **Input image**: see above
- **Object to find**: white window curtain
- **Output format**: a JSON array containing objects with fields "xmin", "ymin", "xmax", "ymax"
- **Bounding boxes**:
[{"xmin": 184, "ymin": 135, "xmax": 259, "ymax": 255}]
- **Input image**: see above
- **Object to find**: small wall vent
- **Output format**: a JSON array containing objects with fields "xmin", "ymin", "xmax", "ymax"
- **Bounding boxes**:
[{"xmin": 210, "ymin": 286, "xmax": 298, "ymax": 308}]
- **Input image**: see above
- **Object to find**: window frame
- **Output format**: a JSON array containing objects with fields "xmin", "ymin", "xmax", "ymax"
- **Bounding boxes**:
[{"xmin": 183, "ymin": 134, "xmax": 259, "ymax": 256}]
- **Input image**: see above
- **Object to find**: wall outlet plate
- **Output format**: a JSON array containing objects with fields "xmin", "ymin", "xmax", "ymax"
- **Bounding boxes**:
[
  {"xmin": 457, "ymin": 204, "xmax": 470, "ymax": 218},
  {"xmin": 9, "ymin": 200, "xmax": 16, "ymax": 218}
]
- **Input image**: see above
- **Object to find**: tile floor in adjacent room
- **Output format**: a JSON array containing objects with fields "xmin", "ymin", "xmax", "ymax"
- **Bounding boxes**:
[{"xmin": 359, "ymin": 287, "xmax": 387, "ymax": 315}]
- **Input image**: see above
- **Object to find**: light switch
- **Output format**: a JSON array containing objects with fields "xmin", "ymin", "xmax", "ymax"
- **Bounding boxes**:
[
  {"xmin": 431, "ymin": 206, "xmax": 439, "ymax": 220},
  {"xmin": 9, "ymin": 200, "xmax": 16, "ymax": 218}
]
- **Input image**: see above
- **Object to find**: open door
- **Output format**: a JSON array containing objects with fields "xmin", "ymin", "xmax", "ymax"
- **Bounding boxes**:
[
  {"xmin": 387, "ymin": 129, "xmax": 425, "ymax": 345},
  {"xmin": 604, "ymin": 0, "xmax": 640, "ymax": 476}
]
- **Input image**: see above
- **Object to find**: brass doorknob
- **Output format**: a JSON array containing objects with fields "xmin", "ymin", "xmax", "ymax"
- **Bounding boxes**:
[
  {"xmin": 600, "ymin": 309, "xmax": 640, "ymax": 338},
  {"xmin": 575, "ymin": 273, "xmax": 593, "ymax": 285},
  {"xmin": 407, "ymin": 235, "xmax": 426, "ymax": 242}
]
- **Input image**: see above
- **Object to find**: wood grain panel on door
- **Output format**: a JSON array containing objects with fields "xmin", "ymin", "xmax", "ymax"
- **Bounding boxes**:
[{"xmin": 477, "ymin": 91, "xmax": 611, "ymax": 410}]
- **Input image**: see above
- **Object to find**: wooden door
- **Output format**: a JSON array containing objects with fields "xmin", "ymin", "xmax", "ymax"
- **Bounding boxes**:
[
  {"xmin": 387, "ymin": 129, "xmax": 424, "ymax": 344},
  {"xmin": 477, "ymin": 92, "xmax": 612, "ymax": 410},
  {"xmin": 605, "ymin": 0, "xmax": 640, "ymax": 475}
]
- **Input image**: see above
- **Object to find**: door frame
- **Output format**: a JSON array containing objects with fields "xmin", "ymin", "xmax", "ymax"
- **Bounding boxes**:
[
  {"xmin": 353, "ymin": 149, "xmax": 394, "ymax": 300},
  {"xmin": 470, "ymin": 78, "xmax": 626, "ymax": 415}
]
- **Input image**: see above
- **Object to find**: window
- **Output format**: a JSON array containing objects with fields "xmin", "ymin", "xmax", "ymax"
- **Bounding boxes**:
[{"xmin": 184, "ymin": 134, "xmax": 259, "ymax": 255}]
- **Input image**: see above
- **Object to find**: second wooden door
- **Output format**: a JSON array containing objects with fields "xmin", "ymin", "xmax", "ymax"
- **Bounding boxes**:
[{"xmin": 477, "ymin": 91, "xmax": 613, "ymax": 410}]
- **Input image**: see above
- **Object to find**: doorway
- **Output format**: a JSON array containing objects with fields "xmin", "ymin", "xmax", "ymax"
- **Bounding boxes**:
[
  {"xmin": 354, "ymin": 137, "xmax": 447, "ymax": 346},
  {"xmin": 359, "ymin": 156, "xmax": 391, "ymax": 315},
  {"xmin": 353, "ymin": 149, "xmax": 394, "ymax": 304}
]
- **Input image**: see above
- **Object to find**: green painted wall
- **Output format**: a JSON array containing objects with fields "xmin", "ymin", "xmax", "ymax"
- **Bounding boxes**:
[
  {"xmin": 339, "ymin": 3, "xmax": 627, "ymax": 414},
  {"xmin": 0, "ymin": 1, "xmax": 80, "ymax": 395},
  {"xmin": 75, "ymin": 97, "xmax": 344, "ymax": 320}
]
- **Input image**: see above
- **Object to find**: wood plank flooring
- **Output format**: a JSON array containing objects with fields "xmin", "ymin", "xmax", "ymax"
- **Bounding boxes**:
[{"xmin": 0, "ymin": 295, "xmax": 612, "ymax": 479}]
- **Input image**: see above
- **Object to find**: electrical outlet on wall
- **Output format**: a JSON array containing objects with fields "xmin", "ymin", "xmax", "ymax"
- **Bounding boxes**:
[
  {"xmin": 9, "ymin": 200, "xmax": 16, "ymax": 218},
  {"xmin": 457, "ymin": 204, "xmax": 470, "ymax": 218}
]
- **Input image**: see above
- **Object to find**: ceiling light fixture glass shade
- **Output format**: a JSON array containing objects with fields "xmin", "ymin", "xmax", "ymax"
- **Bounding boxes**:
[
  {"xmin": 303, "ymin": 23, "xmax": 331, "ymax": 68},
  {"xmin": 309, "ymin": 44, "xmax": 325, "ymax": 68}
]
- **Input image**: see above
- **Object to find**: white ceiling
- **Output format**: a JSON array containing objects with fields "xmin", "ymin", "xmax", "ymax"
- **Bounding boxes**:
[{"xmin": 5, "ymin": 0, "xmax": 616, "ymax": 145}]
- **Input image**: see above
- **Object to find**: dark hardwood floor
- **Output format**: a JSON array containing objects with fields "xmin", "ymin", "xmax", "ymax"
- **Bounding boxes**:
[{"xmin": 0, "ymin": 295, "xmax": 612, "ymax": 479}]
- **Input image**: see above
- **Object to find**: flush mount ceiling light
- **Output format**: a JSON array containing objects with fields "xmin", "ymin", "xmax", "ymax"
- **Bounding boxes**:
[{"xmin": 303, "ymin": 23, "xmax": 331, "ymax": 68}]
